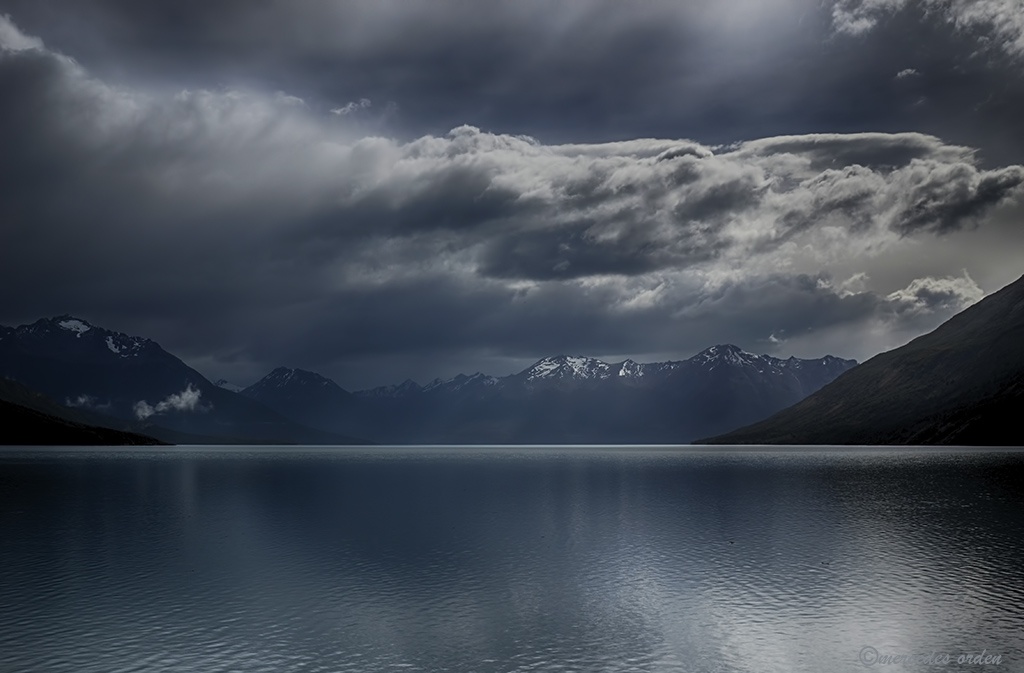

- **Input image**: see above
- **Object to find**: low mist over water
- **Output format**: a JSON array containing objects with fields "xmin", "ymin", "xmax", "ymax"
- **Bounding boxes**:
[{"xmin": 2, "ymin": 447, "xmax": 1023, "ymax": 672}]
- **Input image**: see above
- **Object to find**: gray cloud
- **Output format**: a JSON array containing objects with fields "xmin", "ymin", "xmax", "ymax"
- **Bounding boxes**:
[
  {"xmin": 1, "ymin": 14, "xmax": 1022, "ymax": 387},
  {"xmin": 884, "ymin": 272, "xmax": 984, "ymax": 317}
]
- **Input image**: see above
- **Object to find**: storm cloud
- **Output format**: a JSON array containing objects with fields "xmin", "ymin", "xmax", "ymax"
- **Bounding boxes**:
[
  {"xmin": 833, "ymin": 0, "xmax": 1024, "ymax": 60},
  {"xmin": 1, "ymin": 10, "xmax": 1022, "ymax": 388}
]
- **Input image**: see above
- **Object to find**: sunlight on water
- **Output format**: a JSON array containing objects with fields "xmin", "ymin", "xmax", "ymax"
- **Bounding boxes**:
[{"xmin": 1, "ymin": 447, "xmax": 1023, "ymax": 672}]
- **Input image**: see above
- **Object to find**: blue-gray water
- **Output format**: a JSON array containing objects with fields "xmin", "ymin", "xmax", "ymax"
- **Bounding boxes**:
[{"xmin": 2, "ymin": 446, "xmax": 1023, "ymax": 673}]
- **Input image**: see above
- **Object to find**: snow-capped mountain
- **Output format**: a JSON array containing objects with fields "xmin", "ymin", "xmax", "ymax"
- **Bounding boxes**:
[
  {"xmin": 4, "ymin": 315, "xmax": 161, "ymax": 364},
  {"xmin": 242, "ymin": 345, "xmax": 856, "ymax": 444},
  {"xmin": 0, "ymin": 316, "xmax": 194, "ymax": 412},
  {"xmin": 617, "ymin": 359, "xmax": 649, "ymax": 378},
  {"xmin": 0, "ymin": 317, "xmax": 363, "ymax": 445},
  {"xmin": 520, "ymin": 355, "xmax": 613, "ymax": 382},
  {"xmin": 684, "ymin": 345, "xmax": 855, "ymax": 393},
  {"xmin": 493, "ymin": 345, "xmax": 849, "ymax": 390},
  {"xmin": 691, "ymin": 344, "xmax": 766, "ymax": 369}
]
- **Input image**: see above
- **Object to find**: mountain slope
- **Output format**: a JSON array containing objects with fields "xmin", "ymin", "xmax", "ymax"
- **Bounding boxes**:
[
  {"xmin": 701, "ymin": 274, "xmax": 1024, "ymax": 445},
  {"xmin": 0, "ymin": 399, "xmax": 166, "ymax": 445}
]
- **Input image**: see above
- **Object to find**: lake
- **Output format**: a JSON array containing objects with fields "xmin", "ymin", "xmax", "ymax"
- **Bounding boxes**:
[{"xmin": 1, "ymin": 446, "xmax": 1023, "ymax": 673}]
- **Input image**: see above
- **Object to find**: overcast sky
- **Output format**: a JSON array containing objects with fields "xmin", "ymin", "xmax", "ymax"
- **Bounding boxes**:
[{"xmin": 1, "ymin": 0, "xmax": 1022, "ymax": 389}]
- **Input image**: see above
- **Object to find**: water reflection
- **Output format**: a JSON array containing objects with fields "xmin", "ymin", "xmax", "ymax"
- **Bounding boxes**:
[{"xmin": 1, "ymin": 447, "xmax": 1022, "ymax": 672}]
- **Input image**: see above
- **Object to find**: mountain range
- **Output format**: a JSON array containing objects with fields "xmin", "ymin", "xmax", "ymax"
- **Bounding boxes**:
[
  {"xmin": 703, "ymin": 273, "xmax": 1024, "ymax": 445},
  {"xmin": 239, "ymin": 346, "xmax": 856, "ymax": 444},
  {"xmin": 0, "ymin": 316, "xmax": 856, "ymax": 445}
]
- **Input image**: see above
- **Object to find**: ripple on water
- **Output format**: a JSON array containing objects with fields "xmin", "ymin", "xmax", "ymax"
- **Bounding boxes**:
[{"xmin": 1, "ymin": 447, "xmax": 1023, "ymax": 673}]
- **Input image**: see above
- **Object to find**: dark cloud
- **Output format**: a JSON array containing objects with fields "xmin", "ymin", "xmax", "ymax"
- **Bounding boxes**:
[
  {"xmin": 818, "ymin": 0, "xmax": 1024, "ymax": 169},
  {"xmin": 0, "ymin": 0, "xmax": 704, "ymax": 140},
  {"xmin": 832, "ymin": 0, "xmax": 1024, "ymax": 61},
  {"xmin": 893, "ymin": 163, "xmax": 1024, "ymax": 235},
  {"xmin": 0, "ymin": 0, "xmax": 1017, "ymax": 154},
  {"xmin": 477, "ymin": 221, "xmax": 691, "ymax": 281}
]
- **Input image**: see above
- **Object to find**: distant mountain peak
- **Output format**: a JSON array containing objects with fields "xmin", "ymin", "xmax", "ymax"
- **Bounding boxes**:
[
  {"xmin": 256, "ymin": 367, "xmax": 340, "ymax": 390},
  {"xmin": 8, "ymin": 315, "xmax": 154, "ymax": 358},
  {"xmin": 14, "ymin": 315, "xmax": 93, "ymax": 336},
  {"xmin": 691, "ymin": 344, "xmax": 761, "ymax": 368},
  {"xmin": 697, "ymin": 343, "xmax": 745, "ymax": 356},
  {"xmin": 523, "ymin": 355, "xmax": 612, "ymax": 381}
]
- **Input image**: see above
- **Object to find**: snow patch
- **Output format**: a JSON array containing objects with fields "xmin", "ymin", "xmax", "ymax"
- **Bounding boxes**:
[
  {"xmin": 58, "ymin": 319, "xmax": 91, "ymax": 336},
  {"xmin": 526, "ymin": 356, "xmax": 612, "ymax": 381},
  {"xmin": 106, "ymin": 336, "xmax": 122, "ymax": 354},
  {"xmin": 619, "ymin": 360, "xmax": 645, "ymax": 377},
  {"xmin": 527, "ymin": 358, "xmax": 562, "ymax": 380}
]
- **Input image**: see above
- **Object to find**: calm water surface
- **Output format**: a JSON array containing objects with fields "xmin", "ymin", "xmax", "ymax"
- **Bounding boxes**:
[{"xmin": 1, "ymin": 446, "xmax": 1023, "ymax": 673}]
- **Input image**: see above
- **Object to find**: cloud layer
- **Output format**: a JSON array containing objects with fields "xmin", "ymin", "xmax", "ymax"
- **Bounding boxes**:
[{"xmin": 1, "ymin": 14, "xmax": 1021, "ymax": 387}]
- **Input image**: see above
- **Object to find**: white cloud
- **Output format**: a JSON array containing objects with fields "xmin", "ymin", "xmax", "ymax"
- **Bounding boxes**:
[
  {"xmin": 133, "ymin": 385, "xmax": 206, "ymax": 420},
  {"xmin": 331, "ymin": 98, "xmax": 372, "ymax": 115},
  {"xmin": 885, "ymin": 271, "xmax": 984, "ymax": 316},
  {"xmin": 133, "ymin": 400, "xmax": 156, "ymax": 420}
]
